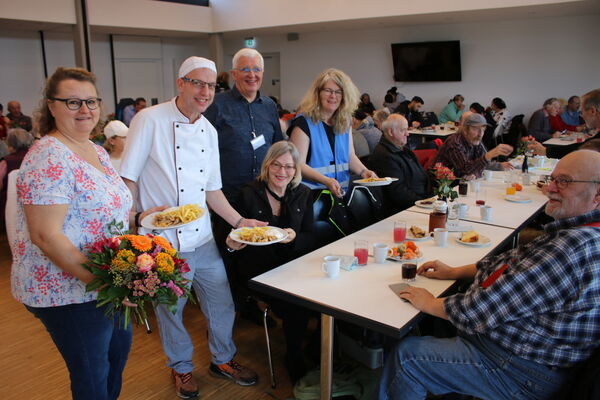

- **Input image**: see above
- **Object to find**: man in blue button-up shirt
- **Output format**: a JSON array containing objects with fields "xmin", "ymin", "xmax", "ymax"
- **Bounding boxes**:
[{"xmin": 204, "ymin": 48, "xmax": 283, "ymax": 200}]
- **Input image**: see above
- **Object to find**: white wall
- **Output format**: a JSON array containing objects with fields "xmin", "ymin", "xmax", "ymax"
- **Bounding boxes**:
[
  {"xmin": 0, "ymin": 31, "xmax": 208, "ymax": 119},
  {"xmin": 222, "ymin": 14, "xmax": 599, "ymax": 121}
]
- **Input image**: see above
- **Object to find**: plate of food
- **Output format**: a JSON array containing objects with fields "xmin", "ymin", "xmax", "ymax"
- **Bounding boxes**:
[
  {"xmin": 414, "ymin": 198, "xmax": 436, "ymax": 209},
  {"xmin": 387, "ymin": 241, "xmax": 423, "ymax": 261},
  {"xmin": 505, "ymin": 194, "xmax": 532, "ymax": 203},
  {"xmin": 353, "ymin": 177, "xmax": 398, "ymax": 187},
  {"xmin": 407, "ymin": 225, "xmax": 430, "ymax": 241},
  {"xmin": 456, "ymin": 231, "xmax": 491, "ymax": 247},
  {"xmin": 141, "ymin": 204, "xmax": 205, "ymax": 230},
  {"xmin": 229, "ymin": 226, "xmax": 288, "ymax": 246}
]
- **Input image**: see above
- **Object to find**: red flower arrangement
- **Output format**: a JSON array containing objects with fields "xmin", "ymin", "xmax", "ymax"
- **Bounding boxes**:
[
  {"xmin": 84, "ymin": 224, "xmax": 192, "ymax": 329},
  {"xmin": 431, "ymin": 163, "xmax": 458, "ymax": 201}
]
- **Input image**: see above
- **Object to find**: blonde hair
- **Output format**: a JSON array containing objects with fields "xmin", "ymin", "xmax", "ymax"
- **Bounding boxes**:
[
  {"xmin": 258, "ymin": 141, "xmax": 302, "ymax": 188},
  {"xmin": 297, "ymin": 68, "xmax": 360, "ymax": 134}
]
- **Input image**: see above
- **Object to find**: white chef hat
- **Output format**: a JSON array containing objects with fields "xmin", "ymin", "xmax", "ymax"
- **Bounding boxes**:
[{"xmin": 178, "ymin": 56, "xmax": 217, "ymax": 78}]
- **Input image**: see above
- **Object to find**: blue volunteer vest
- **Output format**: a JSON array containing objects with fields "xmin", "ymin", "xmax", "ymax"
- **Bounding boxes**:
[{"xmin": 300, "ymin": 115, "xmax": 350, "ymax": 190}]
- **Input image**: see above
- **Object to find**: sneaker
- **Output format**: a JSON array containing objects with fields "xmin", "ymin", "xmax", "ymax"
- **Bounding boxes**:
[
  {"xmin": 209, "ymin": 360, "xmax": 258, "ymax": 386},
  {"xmin": 171, "ymin": 369, "xmax": 199, "ymax": 399}
]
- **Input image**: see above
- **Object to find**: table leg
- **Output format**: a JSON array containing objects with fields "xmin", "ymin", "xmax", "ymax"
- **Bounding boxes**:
[{"xmin": 320, "ymin": 313, "xmax": 334, "ymax": 400}]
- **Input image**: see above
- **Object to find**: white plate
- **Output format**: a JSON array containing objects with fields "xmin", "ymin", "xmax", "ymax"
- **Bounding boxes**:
[
  {"xmin": 559, "ymin": 136, "xmax": 575, "ymax": 141},
  {"xmin": 505, "ymin": 194, "xmax": 532, "ymax": 203},
  {"xmin": 387, "ymin": 251, "xmax": 424, "ymax": 263},
  {"xmin": 406, "ymin": 233, "xmax": 431, "ymax": 242},
  {"xmin": 140, "ymin": 206, "xmax": 204, "ymax": 230},
  {"xmin": 447, "ymin": 224, "xmax": 474, "ymax": 233},
  {"xmin": 353, "ymin": 177, "xmax": 398, "ymax": 187},
  {"xmin": 414, "ymin": 199, "xmax": 436, "ymax": 209},
  {"xmin": 455, "ymin": 234, "xmax": 491, "ymax": 247},
  {"xmin": 229, "ymin": 227, "xmax": 288, "ymax": 246}
]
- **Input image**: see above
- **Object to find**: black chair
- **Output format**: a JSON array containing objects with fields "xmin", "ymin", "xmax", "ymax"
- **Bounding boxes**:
[
  {"xmin": 312, "ymin": 191, "xmax": 344, "ymax": 245},
  {"xmin": 346, "ymin": 186, "xmax": 381, "ymax": 233},
  {"xmin": 553, "ymin": 347, "xmax": 600, "ymax": 400},
  {"xmin": 501, "ymin": 114, "xmax": 525, "ymax": 149}
]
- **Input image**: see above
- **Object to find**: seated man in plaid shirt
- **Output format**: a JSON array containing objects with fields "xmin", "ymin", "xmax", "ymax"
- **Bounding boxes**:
[{"xmin": 379, "ymin": 150, "xmax": 600, "ymax": 400}]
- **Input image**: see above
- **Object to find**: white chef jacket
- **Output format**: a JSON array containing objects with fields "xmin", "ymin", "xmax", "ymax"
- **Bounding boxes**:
[{"xmin": 120, "ymin": 98, "xmax": 222, "ymax": 252}]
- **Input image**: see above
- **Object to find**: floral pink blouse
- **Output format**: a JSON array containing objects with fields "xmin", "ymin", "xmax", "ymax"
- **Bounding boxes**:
[{"xmin": 11, "ymin": 136, "xmax": 132, "ymax": 307}]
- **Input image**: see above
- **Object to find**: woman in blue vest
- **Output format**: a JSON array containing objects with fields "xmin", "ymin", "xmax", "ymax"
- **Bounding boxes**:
[{"xmin": 289, "ymin": 68, "xmax": 376, "ymax": 198}]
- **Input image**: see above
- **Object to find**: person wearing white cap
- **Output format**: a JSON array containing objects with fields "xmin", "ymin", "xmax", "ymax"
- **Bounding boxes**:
[
  {"xmin": 433, "ymin": 113, "xmax": 514, "ymax": 178},
  {"xmin": 102, "ymin": 120, "xmax": 128, "ymax": 172},
  {"xmin": 120, "ymin": 56, "xmax": 262, "ymax": 399}
]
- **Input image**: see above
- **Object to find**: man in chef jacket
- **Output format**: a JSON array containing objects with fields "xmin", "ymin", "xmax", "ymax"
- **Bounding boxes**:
[{"xmin": 120, "ymin": 56, "xmax": 262, "ymax": 399}]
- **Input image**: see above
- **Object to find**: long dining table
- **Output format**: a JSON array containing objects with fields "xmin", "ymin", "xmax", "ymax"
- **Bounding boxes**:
[{"xmin": 249, "ymin": 167, "xmax": 554, "ymax": 399}]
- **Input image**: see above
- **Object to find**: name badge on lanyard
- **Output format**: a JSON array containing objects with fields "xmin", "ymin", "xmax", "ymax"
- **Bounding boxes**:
[{"xmin": 250, "ymin": 131, "xmax": 266, "ymax": 151}]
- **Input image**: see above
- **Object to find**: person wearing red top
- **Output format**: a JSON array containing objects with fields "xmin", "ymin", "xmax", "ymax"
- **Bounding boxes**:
[{"xmin": 0, "ymin": 103, "xmax": 9, "ymax": 140}]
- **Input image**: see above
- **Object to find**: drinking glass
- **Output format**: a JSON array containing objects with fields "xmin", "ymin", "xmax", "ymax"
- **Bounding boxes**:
[{"xmin": 354, "ymin": 240, "xmax": 368, "ymax": 266}]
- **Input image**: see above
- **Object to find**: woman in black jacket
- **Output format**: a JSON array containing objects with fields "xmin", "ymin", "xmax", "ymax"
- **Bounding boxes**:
[{"xmin": 219, "ymin": 141, "xmax": 315, "ymax": 381}]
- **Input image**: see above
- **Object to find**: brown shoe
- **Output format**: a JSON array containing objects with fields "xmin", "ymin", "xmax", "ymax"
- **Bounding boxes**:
[
  {"xmin": 171, "ymin": 369, "xmax": 199, "ymax": 399},
  {"xmin": 209, "ymin": 360, "xmax": 258, "ymax": 386}
]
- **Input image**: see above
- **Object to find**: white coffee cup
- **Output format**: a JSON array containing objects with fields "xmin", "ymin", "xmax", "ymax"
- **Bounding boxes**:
[
  {"xmin": 483, "ymin": 170, "xmax": 493, "ymax": 181},
  {"xmin": 522, "ymin": 173, "xmax": 532, "ymax": 186},
  {"xmin": 322, "ymin": 256, "xmax": 340, "ymax": 278},
  {"xmin": 373, "ymin": 243, "xmax": 389, "ymax": 264},
  {"xmin": 458, "ymin": 203, "xmax": 469, "ymax": 218},
  {"xmin": 480, "ymin": 205, "xmax": 493, "ymax": 221},
  {"xmin": 433, "ymin": 228, "xmax": 448, "ymax": 247},
  {"xmin": 469, "ymin": 180, "xmax": 481, "ymax": 192}
]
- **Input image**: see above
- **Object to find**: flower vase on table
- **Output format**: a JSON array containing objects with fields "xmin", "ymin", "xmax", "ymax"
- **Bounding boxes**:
[{"xmin": 431, "ymin": 163, "xmax": 458, "ymax": 203}]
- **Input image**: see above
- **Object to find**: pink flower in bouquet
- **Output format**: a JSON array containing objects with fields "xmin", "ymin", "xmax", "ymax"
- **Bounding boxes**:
[
  {"xmin": 175, "ymin": 257, "xmax": 190, "ymax": 274},
  {"xmin": 166, "ymin": 280, "xmax": 185, "ymax": 297},
  {"xmin": 105, "ymin": 236, "xmax": 121, "ymax": 251},
  {"xmin": 136, "ymin": 253, "xmax": 154, "ymax": 272},
  {"xmin": 89, "ymin": 240, "xmax": 105, "ymax": 254}
]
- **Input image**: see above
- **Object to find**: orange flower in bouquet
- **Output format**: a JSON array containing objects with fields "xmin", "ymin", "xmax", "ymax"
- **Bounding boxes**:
[{"xmin": 84, "ymin": 222, "xmax": 192, "ymax": 328}]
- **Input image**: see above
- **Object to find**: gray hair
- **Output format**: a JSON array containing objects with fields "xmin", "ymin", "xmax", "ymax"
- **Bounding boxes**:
[
  {"xmin": 381, "ymin": 113, "xmax": 407, "ymax": 133},
  {"xmin": 232, "ymin": 48, "xmax": 264, "ymax": 70},
  {"xmin": 7, "ymin": 128, "xmax": 34, "ymax": 151},
  {"xmin": 543, "ymin": 97, "xmax": 559, "ymax": 109},
  {"xmin": 373, "ymin": 109, "xmax": 390, "ymax": 126}
]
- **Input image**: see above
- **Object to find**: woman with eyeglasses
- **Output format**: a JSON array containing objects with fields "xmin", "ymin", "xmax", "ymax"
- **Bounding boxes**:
[
  {"xmin": 217, "ymin": 141, "xmax": 315, "ymax": 382},
  {"xmin": 289, "ymin": 68, "xmax": 376, "ymax": 198},
  {"xmin": 10, "ymin": 67, "xmax": 159, "ymax": 399}
]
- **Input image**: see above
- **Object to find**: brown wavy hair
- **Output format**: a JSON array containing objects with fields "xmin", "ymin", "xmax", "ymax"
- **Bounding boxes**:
[{"xmin": 36, "ymin": 67, "xmax": 101, "ymax": 137}]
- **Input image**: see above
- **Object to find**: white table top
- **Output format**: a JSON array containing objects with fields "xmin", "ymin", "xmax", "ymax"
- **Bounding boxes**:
[
  {"xmin": 409, "ymin": 127, "xmax": 455, "ymax": 138},
  {"xmin": 250, "ymin": 210, "xmax": 515, "ymax": 337},
  {"xmin": 408, "ymin": 171, "xmax": 549, "ymax": 230},
  {"xmin": 543, "ymin": 136, "xmax": 580, "ymax": 146}
]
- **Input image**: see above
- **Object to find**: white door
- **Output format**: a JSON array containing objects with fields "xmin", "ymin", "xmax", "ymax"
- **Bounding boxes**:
[
  {"xmin": 115, "ymin": 59, "xmax": 164, "ymax": 104},
  {"xmin": 260, "ymin": 52, "xmax": 281, "ymax": 105}
]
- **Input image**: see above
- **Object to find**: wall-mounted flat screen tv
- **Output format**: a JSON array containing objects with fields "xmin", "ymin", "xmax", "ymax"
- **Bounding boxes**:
[{"xmin": 391, "ymin": 40, "xmax": 461, "ymax": 82}]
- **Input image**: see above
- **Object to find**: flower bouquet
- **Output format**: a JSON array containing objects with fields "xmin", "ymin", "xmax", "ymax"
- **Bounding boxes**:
[
  {"xmin": 84, "ymin": 224, "xmax": 192, "ymax": 329},
  {"xmin": 516, "ymin": 135, "xmax": 535, "ymax": 156},
  {"xmin": 431, "ymin": 162, "xmax": 458, "ymax": 201}
]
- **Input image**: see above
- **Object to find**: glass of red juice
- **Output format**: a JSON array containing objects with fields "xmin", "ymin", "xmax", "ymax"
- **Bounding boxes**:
[
  {"xmin": 354, "ymin": 240, "xmax": 369, "ymax": 266},
  {"xmin": 394, "ymin": 221, "xmax": 407, "ymax": 243}
]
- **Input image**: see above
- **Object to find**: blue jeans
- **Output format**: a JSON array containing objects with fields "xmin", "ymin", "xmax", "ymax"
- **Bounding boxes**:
[
  {"xmin": 379, "ymin": 334, "xmax": 571, "ymax": 400},
  {"xmin": 154, "ymin": 239, "xmax": 236, "ymax": 373},
  {"xmin": 26, "ymin": 301, "xmax": 132, "ymax": 400}
]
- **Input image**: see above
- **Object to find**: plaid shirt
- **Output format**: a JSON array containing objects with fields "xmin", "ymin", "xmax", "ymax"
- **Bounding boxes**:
[
  {"xmin": 434, "ymin": 132, "xmax": 501, "ymax": 178},
  {"xmin": 445, "ymin": 208, "xmax": 600, "ymax": 367}
]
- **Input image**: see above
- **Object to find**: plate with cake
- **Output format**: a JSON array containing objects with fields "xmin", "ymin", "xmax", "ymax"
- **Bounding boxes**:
[{"xmin": 455, "ymin": 230, "xmax": 491, "ymax": 247}]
